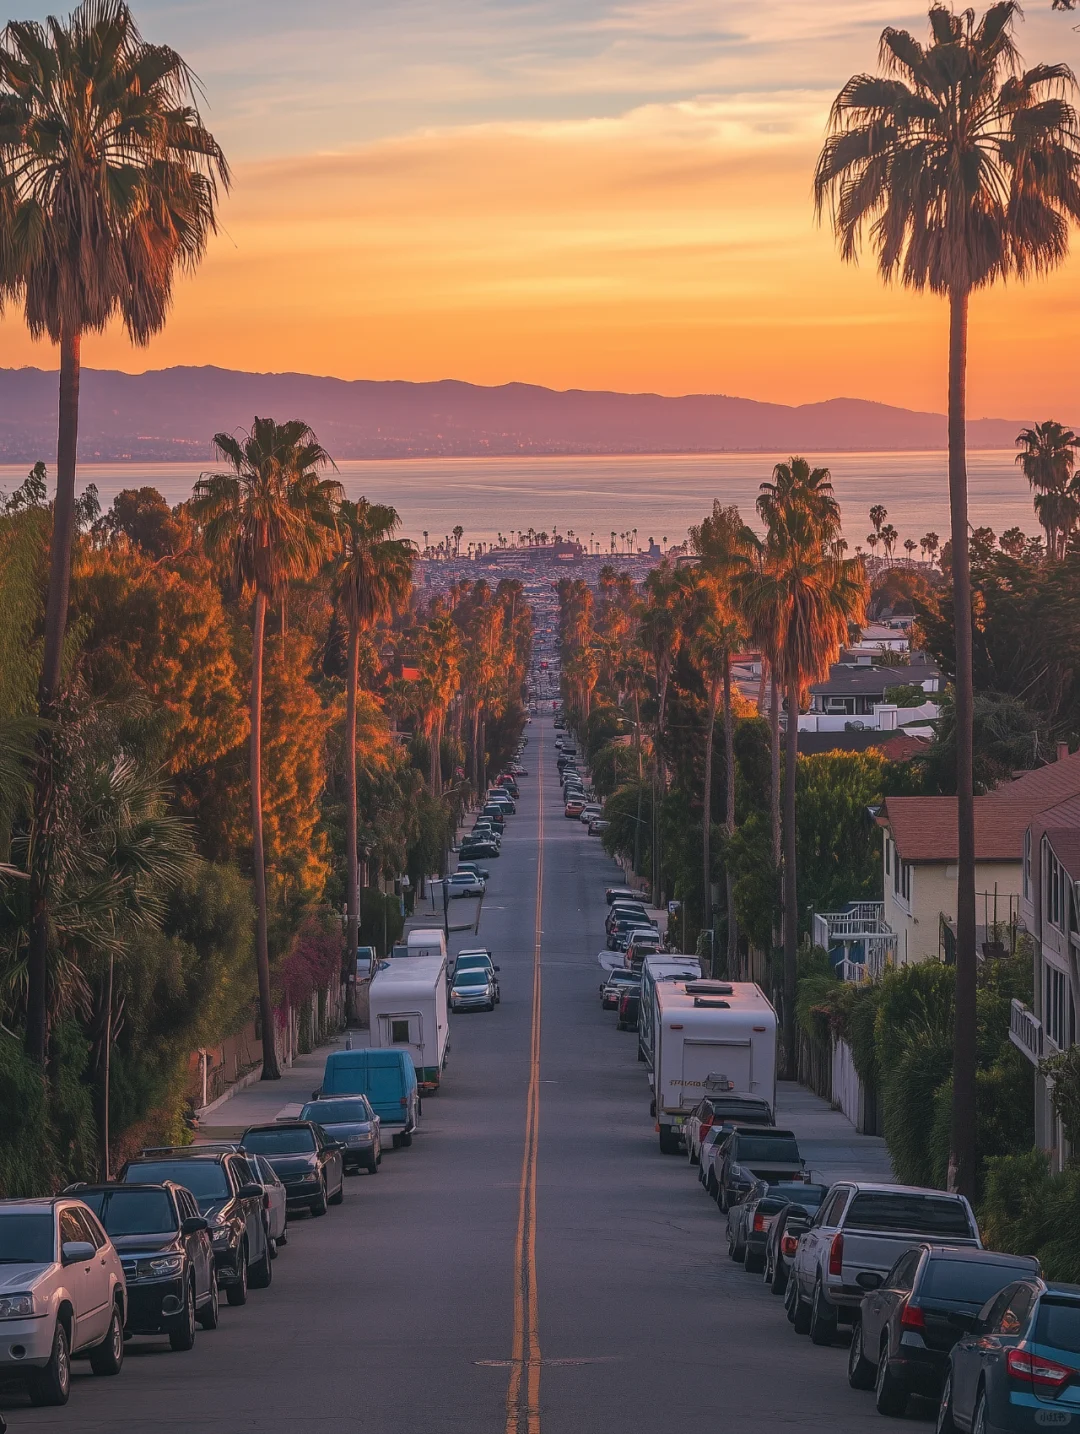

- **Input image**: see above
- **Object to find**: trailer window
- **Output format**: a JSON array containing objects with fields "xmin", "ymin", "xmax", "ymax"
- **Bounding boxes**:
[{"xmin": 390, "ymin": 1019, "xmax": 411, "ymax": 1044}]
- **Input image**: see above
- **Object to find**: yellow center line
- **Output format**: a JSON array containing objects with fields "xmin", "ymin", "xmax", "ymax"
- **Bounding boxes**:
[{"xmin": 507, "ymin": 723, "xmax": 544, "ymax": 1434}]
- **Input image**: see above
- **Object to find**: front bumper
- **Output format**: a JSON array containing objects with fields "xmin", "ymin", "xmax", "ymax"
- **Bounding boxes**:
[
  {"xmin": 451, "ymin": 997, "xmax": 492, "ymax": 1010},
  {"xmin": 125, "ymin": 1276, "xmax": 189, "ymax": 1335},
  {"xmin": 0, "ymin": 1315, "xmax": 54, "ymax": 1367},
  {"xmin": 282, "ymin": 1176, "xmax": 323, "ymax": 1206}
]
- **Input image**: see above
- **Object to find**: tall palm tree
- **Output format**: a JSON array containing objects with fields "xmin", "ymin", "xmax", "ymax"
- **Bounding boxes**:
[
  {"xmin": 0, "ymin": 0, "xmax": 229, "ymax": 1065},
  {"xmin": 1015, "ymin": 421, "xmax": 1079, "ymax": 558},
  {"xmin": 413, "ymin": 613, "xmax": 462, "ymax": 796},
  {"xmin": 869, "ymin": 505, "xmax": 888, "ymax": 539},
  {"xmin": 192, "ymin": 419, "xmax": 341, "ymax": 1080},
  {"xmin": 740, "ymin": 469, "xmax": 867, "ymax": 1080},
  {"xmin": 814, "ymin": 0, "xmax": 1080, "ymax": 1197},
  {"xmin": 331, "ymin": 500, "xmax": 413, "ymax": 971}
]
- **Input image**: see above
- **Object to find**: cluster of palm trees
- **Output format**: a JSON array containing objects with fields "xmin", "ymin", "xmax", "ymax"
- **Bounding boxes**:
[
  {"xmin": 861, "ymin": 506, "xmax": 940, "ymax": 567},
  {"xmin": 1015, "ymin": 421, "xmax": 1080, "ymax": 559}
]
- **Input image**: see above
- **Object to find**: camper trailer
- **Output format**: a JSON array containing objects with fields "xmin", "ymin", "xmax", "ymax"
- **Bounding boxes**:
[
  {"xmin": 368, "ymin": 952, "xmax": 449, "ymax": 1092},
  {"xmin": 638, "ymin": 956, "xmax": 702, "ymax": 1075}
]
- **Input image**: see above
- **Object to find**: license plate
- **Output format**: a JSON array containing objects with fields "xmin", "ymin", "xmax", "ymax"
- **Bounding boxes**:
[{"xmin": 1035, "ymin": 1414, "xmax": 1072, "ymax": 1428}]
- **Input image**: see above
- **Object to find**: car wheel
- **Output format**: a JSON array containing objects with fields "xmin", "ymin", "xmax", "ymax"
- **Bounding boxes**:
[
  {"xmin": 770, "ymin": 1258, "xmax": 788, "ymax": 1296},
  {"xmin": 847, "ymin": 1320, "xmax": 875, "ymax": 1389},
  {"xmin": 971, "ymin": 1390, "xmax": 988, "ymax": 1434},
  {"xmin": 784, "ymin": 1276, "xmax": 799, "ymax": 1324},
  {"xmin": 267, "ymin": 1219, "xmax": 278, "ymax": 1257},
  {"xmin": 329, "ymin": 1172, "xmax": 344, "ymax": 1205},
  {"xmin": 169, "ymin": 1279, "xmax": 197, "ymax": 1352},
  {"xmin": 248, "ymin": 1237, "xmax": 273, "ymax": 1288},
  {"xmin": 276, "ymin": 1224, "xmax": 288, "ymax": 1248},
  {"xmin": 310, "ymin": 1181, "xmax": 328, "ymax": 1217},
  {"xmin": 874, "ymin": 1341, "xmax": 909, "ymax": 1417},
  {"xmin": 90, "ymin": 1303, "xmax": 125, "ymax": 1374},
  {"xmin": 936, "ymin": 1371, "xmax": 959, "ymax": 1434},
  {"xmin": 810, "ymin": 1281, "xmax": 839, "ymax": 1346},
  {"xmin": 197, "ymin": 1275, "xmax": 219, "ymax": 1330},
  {"xmin": 793, "ymin": 1285, "xmax": 812, "ymax": 1335},
  {"xmin": 27, "ymin": 1318, "xmax": 71, "ymax": 1406},
  {"xmin": 226, "ymin": 1246, "xmax": 248, "ymax": 1305},
  {"xmin": 744, "ymin": 1244, "xmax": 765, "ymax": 1275},
  {"xmin": 399, "ymin": 1130, "xmax": 413, "ymax": 1148}
]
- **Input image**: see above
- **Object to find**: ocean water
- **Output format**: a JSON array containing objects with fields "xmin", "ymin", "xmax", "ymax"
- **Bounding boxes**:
[{"xmin": 0, "ymin": 449, "xmax": 1038, "ymax": 552}]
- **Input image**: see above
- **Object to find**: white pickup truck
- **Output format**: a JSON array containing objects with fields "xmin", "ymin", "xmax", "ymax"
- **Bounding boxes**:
[{"xmin": 788, "ymin": 1182, "xmax": 981, "ymax": 1346}]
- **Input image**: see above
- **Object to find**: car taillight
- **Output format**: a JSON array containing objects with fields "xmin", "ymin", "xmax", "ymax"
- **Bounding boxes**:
[
  {"xmin": 781, "ymin": 1234, "xmax": 799, "ymax": 1257},
  {"xmin": 1007, "ymin": 1348, "xmax": 1074, "ymax": 1389},
  {"xmin": 753, "ymin": 1213, "xmax": 766, "ymax": 1233},
  {"xmin": 828, "ymin": 1232, "xmax": 844, "ymax": 1276},
  {"xmin": 900, "ymin": 1301, "xmax": 925, "ymax": 1331},
  {"xmin": 400, "ymin": 1097, "xmax": 409, "ymax": 1107}
]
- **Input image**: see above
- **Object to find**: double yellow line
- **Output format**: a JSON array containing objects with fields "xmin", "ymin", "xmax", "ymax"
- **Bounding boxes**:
[{"xmin": 506, "ymin": 724, "xmax": 543, "ymax": 1434}]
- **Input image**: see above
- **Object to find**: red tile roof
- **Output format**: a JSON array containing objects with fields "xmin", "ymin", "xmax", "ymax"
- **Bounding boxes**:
[{"xmin": 880, "ymin": 751, "xmax": 1080, "ymax": 863}]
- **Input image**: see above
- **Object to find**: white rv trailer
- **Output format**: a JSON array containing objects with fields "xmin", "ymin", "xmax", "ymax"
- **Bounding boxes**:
[
  {"xmin": 368, "ymin": 952, "xmax": 449, "ymax": 1092},
  {"xmin": 638, "ymin": 956, "xmax": 702, "ymax": 1075},
  {"xmin": 653, "ymin": 979, "xmax": 777, "ymax": 1154},
  {"xmin": 405, "ymin": 928, "xmax": 447, "ymax": 959}
]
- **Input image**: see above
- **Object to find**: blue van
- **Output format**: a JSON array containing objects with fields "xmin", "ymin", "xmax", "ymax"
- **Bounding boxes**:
[{"xmin": 315, "ymin": 1050, "xmax": 420, "ymax": 1148}]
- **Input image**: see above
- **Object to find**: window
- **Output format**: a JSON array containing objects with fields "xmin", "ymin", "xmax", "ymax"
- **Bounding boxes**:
[
  {"xmin": 885, "ymin": 839, "xmax": 891, "ymax": 878},
  {"xmin": 0, "ymin": 1212, "xmax": 54, "ymax": 1263},
  {"xmin": 1024, "ymin": 829, "xmax": 1032, "ymax": 902},
  {"xmin": 1046, "ymin": 965, "xmax": 1069, "ymax": 1051},
  {"xmin": 845, "ymin": 1193, "xmax": 974, "ymax": 1238},
  {"xmin": 81, "ymin": 1190, "xmax": 176, "ymax": 1237},
  {"xmin": 998, "ymin": 1285, "xmax": 1036, "ymax": 1336},
  {"xmin": 888, "ymin": 1251, "xmax": 921, "ymax": 1292},
  {"xmin": 1044, "ymin": 840, "xmax": 1069, "ymax": 933},
  {"xmin": 59, "ymin": 1209, "xmax": 86, "ymax": 1249},
  {"xmin": 242, "ymin": 1128, "xmax": 316, "ymax": 1156},
  {"xmin": 892, "ymin": 849, "xmax": 912, "ymax": 906},
  {"xmin": 75, "ymin": 1208, "xmax": 107, "ymax": 1249},
  {"xmin": 1036, "ymin": 1299, "xmax": 1080, "ymax": 1354},
  {"xmin": 818, "ymin": 1188, "xmax": 850, "ymax": 1227},
  {"xmin": 390, "ymin": 1018, "xmax": 411, "ymax": 1042}
]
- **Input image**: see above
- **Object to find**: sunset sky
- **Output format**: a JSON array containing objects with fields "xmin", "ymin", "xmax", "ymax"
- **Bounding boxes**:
[{"xmin": 2, "ymin": 0, "xmax": 1080, "ymax": 417}]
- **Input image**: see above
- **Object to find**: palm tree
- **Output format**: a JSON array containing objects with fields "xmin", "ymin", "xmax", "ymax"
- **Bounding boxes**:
[
  {"xmin": 0, "ymin": 0, "xmax": 229, "ymax": 1065},
  {"xmin": 866, "ymin": 533, "xmax": 881, "ymax": 558},
  {"xmin": 869, "ymin": 505, "xmax": 888, "ymax": 539},
  {"xmin": 904, "ymin": 538, "xmax": 918, "ymax": 563},
  {"xmin": 413, "ymin": 613, "xmax": 462, "ymax": 796},
  {"xmin": 923, "ymin": 532, "xmax": 941, "ymax": 567},
  {"xmin": 881, "ymin": 524, "xmax": 899, "ymax": 561},
  {"xmin": 1015, "ymin": 421, "xmax": 1079, "ymax": 558},
  {"xmin": 331, "ymin": 501, "xmax": 413, "ymax": 972},
  {"xmin": 192, "ymin": 419, "xmax": 341, "ymax": 1080},
  {"xmin": 815, "ymin": 0, "xmax": 1080, "ymax": 1198},
  {"xmin": 740, "ymin": 463, "xmax": 866, "ymax": 1079}
]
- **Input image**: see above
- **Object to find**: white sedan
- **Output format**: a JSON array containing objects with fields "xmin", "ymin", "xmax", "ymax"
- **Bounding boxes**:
[{"xmin": 447, "ymin": 872, "xmax": 486, "ymax": 899}]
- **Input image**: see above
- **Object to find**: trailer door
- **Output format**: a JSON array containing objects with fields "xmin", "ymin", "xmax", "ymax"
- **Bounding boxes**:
[
  {"xmin": 679, "ymin": 1038, "xmax": 754, "ymax": 1108},
  {"xmin": 379, "ymin": 1009, "xmax": 425, "ymax": 1072}
]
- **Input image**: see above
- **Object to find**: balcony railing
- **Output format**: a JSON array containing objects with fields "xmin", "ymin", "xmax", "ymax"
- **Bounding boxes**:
[
  {"xmin": 813, "ymin": 902, "xmax": 898, "ymax": 983},
  {"xmin": 1009, "ymin": 999, "xmax": 1044, "ymax": 1067}
]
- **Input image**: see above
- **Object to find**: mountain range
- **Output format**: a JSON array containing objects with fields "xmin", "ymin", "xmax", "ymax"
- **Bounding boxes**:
[{"xmin": 0, "ymin": 365, "xmax": 1029, "ymax": 463}]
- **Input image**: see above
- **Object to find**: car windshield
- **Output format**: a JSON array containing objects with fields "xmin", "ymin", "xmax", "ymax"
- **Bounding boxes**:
[
  {"xmin": 455, "ymin": 971, "xmax": 489, "ymax": 986},
  {"xmin": 1036, "ymin": 1300, "xmax": 1080, "ymax": 1354},
  {"xmin": 126, "ymin": 1161, "xmax": 229, "ymax": 1199},
  {"xmin": 0, "ymin": 1212, "xmax": 54, "ymax": 1263},
  {"xmin": 300, "ymin": 1100, "xmax": 370, "ymax": 1124},
  {"xmin": 920, "ymin": 1259, "xmax": 1034, "ymax": 1304},
  {"xmin": 845, "ymin": 1193, "xmax": 972, "ymax": 1237},
  {"xmin": 81, "ymin": 1189, "xmax": 176, "ymax": 1236},
  {"xmin": 734, "ymin": 1137, "xmax": 801, "ymax": 1163},
  {"xmin": 243, "ymin": 1128, "xmax": 316, "ymax": 1155}
]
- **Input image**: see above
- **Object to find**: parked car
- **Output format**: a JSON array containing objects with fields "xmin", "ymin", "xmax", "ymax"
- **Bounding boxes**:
[
  {"xmin": 579, "ymin": 804, "xmax": 603, "ymax": 824},
  {"xmin": 600, "ymin": 970, "xmax": 639, "ymax": 1010},
  {"xmin": 764, "ymin": 1192, "xmax": 830, "ymax": 1295},
  {"xmin": 245, "ymin": 1153, "xmax": 288, "ymax": 1247},
  {"xmin": 447, "ymin": 871, "xmax": 486, "ymax": 899},
  {"xmin": 452, "ymin": 949, "xmax": 501, "ymax": 999},
  {"xmin": 716, "ymin": 1128, "xmax": 806, "ymax": 1212},
  {"xmin": 686, "ymin": 1094, "xmax": 774, "ymax": 1164},
  {"xmin": 606, "ymin": 901, "xmax": 650, "ymax": 934},
  {"xmin": 608, "ymin": 919, "xmax": 659, "ymax": 952},
  {"xmin": 315, "ymin": 1049, "xmax": 420, "ymax": 1148},
  {"xmin": 727, "ymin": 1181, "xmax": 829, "ymax": 1273},
  {"xmin": 849, "ymin": 1243, "xmax": 1039, "ymax": 1417},
  {"xmin": 355, "ymin": 945, "xmax": 377, "ymax": 980},
  {"xmin": 240, "ymin": 1123, "xmax": 345, "ymax": 1217},
  {"xmin": 589, "ymin": 818, "xmax": 610, "ymax": 835},
  {"xmin": 455, "ymin": 860, "xmax": 490, "ymax": 880},
  {"xmin": 121, "ymin": 1149, "xmax": 272, "ymax": 1304},
  {"xmin": 509, "ymin": 763, "xmax": 528, "ymax": 777},
  {"xmin": 460, "ymin": 838, "xmax": 500, "ymax": 859},
  {"xmin": 0, "ymin": 1196, "xmax": 127, "ymax": 1405},
  {"xmin": 616, "ymin": 989, "xmax": 640, "ymax": 1031},
  {"xmin": 298, "ymin": 1097, "xmax": 382, "ymax": 1175},
  {"xmin": 486, "ymin": 792, "xmax": 516, "ymax": 814},
  {"xmin": 76, "ymin": 1182, "xmax": 218, "ymax": 1350},
  {"xmin": 605, "ymin": 886, "xmax": 642, "ymax": 905},
  {"xmin": 698, "ymin": 1126, "xmax": 734, "ymax": 1199},
  {"xmin": 481, "ymin": 805, "xmax": 506, "ymax": 828},
  {"xmin": 450, "ymin": 966, "xmax": 498, "ymax": 1012},
  {"xmin": 788, "ymin": 1182, "xmax": 981, "ymax": 1346},
  {"xmin": 937, "ymin": 1277, "xmax": 1080, "ymax": 1434},
  {"xmin": 565, "ymin": 797, "xmax": 585, "ymax": 817}
]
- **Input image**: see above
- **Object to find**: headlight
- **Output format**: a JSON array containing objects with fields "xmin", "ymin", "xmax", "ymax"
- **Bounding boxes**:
[
  {"xmin": 346, "ymin": 1133, "xmax": 373, "ymax": 1145},
  {"xmin": 211, "ymin": 1226, "xmax": 232, "ymax": 1245},
  {"xmin": 0, "ymin": 1292, "xmax": 34, "ymax": 1319},
  {"xmin": 148, "ymin": 1255, "xmax": 184, "ymax": 1276}
]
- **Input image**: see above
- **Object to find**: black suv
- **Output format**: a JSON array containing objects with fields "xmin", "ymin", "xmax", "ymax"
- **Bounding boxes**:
[
  {"xmin": 74, "ymin": 1182, "xmax": 217, "ymax": 1349},
  {"xmin": 717, "ymin": 1128, "xmax": 807, "ymax": 1212},
  {"xmin": 120, "ymin": 1149, "xmax": 272, "ymax": 1305},
  {"xmin": 241, "ymin": 1122, "xmax": 345, "ymax": 1216}
]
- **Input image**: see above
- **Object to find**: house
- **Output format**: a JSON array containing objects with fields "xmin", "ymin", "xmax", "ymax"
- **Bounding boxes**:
[
  {"xmin": 1010, "ymin": 792, "xmax": 1080, "ymax": 1170},
  {"xmin": 847, "ymin": 621, "xmax": 912, "ymax": 656},
  {"xmin": 815, "ymin": 749, "xmax": 1080, "ymax": 979},
  {"xmin": 808, "ymin": 651, "xmax": 942, "ymax": 718}
]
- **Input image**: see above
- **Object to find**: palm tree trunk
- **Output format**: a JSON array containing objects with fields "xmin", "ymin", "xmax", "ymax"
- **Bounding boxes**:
[
  {"xmin": 251, "ymin": 589, "xmax": 280, "ymax": 1080},
  {"xmin": 783, "ymin": 677, "xmax": 799, "ymax": 1080},
  {"xmin": 345, "ymin": 622, "xmax": 360, "ymax": 975},
  {"xmin": 948, "ymin": 287, "xmax": 976, "ymax": 1199},
  {"xmin": 25, "ymin": 327, "xmax": 82, "ymax": 1064},
  {"xmin": 703, "ymin": 679, "xmax": 718, "ymax": 965},
  {"xmin": 724, "ymin": 652, "xmax": 738, "ymax": 977},
  {"xmin": 769, "ymin": 669, "xmax": 782, "ymax": 953},
  {"xmin": 633, "ymin": 689, "xmax": 643, "ymax": 878}
]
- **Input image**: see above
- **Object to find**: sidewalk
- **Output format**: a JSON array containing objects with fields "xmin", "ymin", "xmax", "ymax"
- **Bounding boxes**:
[
  {"xmin": 197, "ymin": 1033, "xmax": 350, "ymax": 1140},
  {"xmin": 777, "ymin": 1080, "xmax": 893, "ymax": 1187}
]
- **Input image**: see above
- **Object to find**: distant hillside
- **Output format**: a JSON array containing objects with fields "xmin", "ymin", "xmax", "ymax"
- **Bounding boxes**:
[{"xmin": 0, "ymin": 365, "xmax": 1030, "ymax": 462}]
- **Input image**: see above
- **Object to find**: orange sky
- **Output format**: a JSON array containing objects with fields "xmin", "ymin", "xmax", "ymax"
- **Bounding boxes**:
[{"xmin": 2, "ymin": 1, "xmax": 1079, "ymax": 419}]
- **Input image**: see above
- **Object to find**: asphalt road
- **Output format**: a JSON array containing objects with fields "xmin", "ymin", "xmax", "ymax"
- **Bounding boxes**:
[{"xmin": 6, "ymin": 713, "xmax": 891, "ymax": 1433}]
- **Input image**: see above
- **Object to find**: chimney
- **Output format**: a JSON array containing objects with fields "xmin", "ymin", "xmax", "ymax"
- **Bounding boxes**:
[{"xmin": 1058, "ymin": 742, "xmax": 1070, "ymax": 763}]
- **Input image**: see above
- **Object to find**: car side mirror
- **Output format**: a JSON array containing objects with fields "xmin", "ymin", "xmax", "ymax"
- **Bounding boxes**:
[
  {"xmin": 61, "ymin": 1240, "xmax": 95, "ymax": 1266},
  {"xmin": 494, "ymin": 965, "xmax": 501, "ymax": 972},
  {"xmin": 181, "ymin": 1216, "xmax": 209, "ymax": 1235},
  {"xmin": 856, "ymin": 1272, "xmax": 883, "ymax": 1291},
  {"xmin": 238, "ymin": 1183, "xmax": 264, "ymax": 1200}
]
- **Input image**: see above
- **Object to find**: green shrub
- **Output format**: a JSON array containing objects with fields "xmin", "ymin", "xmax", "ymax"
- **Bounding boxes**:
[
  {"xmin": 980, "ymin": 1152, "xmax": 1080, "ymax": 1282},
  {"xmin": 0, "ymin": 1035, "xmax": 51, "ymax": 1195}
]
